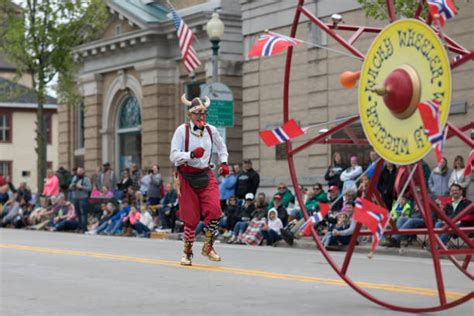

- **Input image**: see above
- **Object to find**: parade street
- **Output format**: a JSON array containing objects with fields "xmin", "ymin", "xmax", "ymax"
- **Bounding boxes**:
[{"xmin": 0, "ymin": 229, "xmax": 472, "ymax": 316}]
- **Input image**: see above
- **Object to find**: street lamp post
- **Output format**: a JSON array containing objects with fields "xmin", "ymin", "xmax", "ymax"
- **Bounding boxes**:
[
  {"xmin": 206, "ymin": 11, "xmax": 225, "ymax": 83},
  {"xmin": 206, "ymin": 11, "xmax": 226, "ymax": 145}
]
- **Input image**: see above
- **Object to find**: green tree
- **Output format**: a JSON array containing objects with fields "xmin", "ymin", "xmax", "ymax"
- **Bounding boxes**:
[
  {"xmin": 0, "ymin": 0, "xmax": 107, "ymax": 192},
  {"xmin": 357, "ymin": 0, "xmax": 427, "ymax": 20}
]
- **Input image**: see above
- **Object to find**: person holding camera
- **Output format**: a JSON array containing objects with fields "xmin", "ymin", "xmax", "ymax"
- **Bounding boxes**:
[{"xmin": 69, "ymin": 167, "xmax": 92, "ymax": 233}]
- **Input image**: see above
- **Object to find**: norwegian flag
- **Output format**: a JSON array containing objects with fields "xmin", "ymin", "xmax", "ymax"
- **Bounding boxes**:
[
  {"xmin": 465, "ymin": 150, "xmax": 474, "ymax": 177},
  {"xmin": 259, "ymin": 119, "xmax": 305, "ymax": 147},
  {"xmin": 354, "ymin": 198, "xmax": 389, "ymax": 253},
  {"xmin": 427, "ymin": 0, "xmax": 458, "ymax": 27},
  {"xmin": 171, "ymin": 8, "xmax": 201, "ymax": 73},
  {"xmin": 417, "ymin": 99, "xmax": 447, "ymax": 164},
  {"xmin": 248, "ymin": 32, "xmax": 302, "ymax": 58},
  {"xmin": 300, "ymin": 203, "xmax": 330, "ymax": 237}
]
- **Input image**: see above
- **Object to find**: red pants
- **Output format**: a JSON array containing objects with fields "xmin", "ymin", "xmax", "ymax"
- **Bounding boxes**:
[{"xmin": 177, "ymin": 166, "xmax": 222, "ymax": 229}]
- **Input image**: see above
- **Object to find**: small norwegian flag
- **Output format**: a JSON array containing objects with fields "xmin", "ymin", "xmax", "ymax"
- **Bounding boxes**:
[
  {"xmin": 464, "ymin": 150, "xmax": 474, "ymax": 177},
  {"xmin": 248, "ymin": 32, "xmax": 302, "ymax": 58},
  {"xmin": 259, "ymin": 119, "xmax": 305, "ymax": 147},
  {"xmin": 427, "ymin": 0, "xmax": 458, "ymax": 27},
  {"xmin": 300, "ymin": 203, "xmax": 330, "ymax": 237},
  {"xmin": 354, "ymin": 198, "xmax": 389, "ymax": 254},
  {"xmin": 417, "ymin": 99, "xmax": 447, "ymax": 164}
]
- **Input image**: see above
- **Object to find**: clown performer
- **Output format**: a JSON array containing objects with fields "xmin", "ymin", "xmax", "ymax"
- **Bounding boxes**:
[{"xmin": 170, "ymin": 94, "xmax": 230, "ymax": 266}]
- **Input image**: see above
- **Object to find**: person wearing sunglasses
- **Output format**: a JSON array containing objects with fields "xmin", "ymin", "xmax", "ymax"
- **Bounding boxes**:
[{"xmin": 170, "ymin": 94, "xmax": 230, "ymax": 266}]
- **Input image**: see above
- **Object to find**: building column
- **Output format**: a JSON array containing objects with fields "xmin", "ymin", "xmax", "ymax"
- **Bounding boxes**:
[
  {"xmin": 136, "ymin": 60, "xmax": 178, "ymax": 180},
  {"xmin": 80, "ymin": 73, "xmax": 103, "ymax": 175}
]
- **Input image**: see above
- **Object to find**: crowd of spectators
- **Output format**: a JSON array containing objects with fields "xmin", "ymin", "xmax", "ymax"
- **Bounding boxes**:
[{"xmin": 0, "ymin": 151, "xmax": 472, "ymax": 251}]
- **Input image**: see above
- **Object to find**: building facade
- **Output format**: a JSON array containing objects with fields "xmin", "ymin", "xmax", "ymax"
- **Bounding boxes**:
[
  {"xmin": 59, "ymin": 0, "xmax": 243, "ymax": 180},
  {"xmin": 0, "ymin": 63, "xmax": 58, "ymax": 192}
]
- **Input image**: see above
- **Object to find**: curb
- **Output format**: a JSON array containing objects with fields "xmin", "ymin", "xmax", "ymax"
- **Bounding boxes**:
[{"xmin": 153, "ymin": 232, "xmax": 436, "ymax": 259}]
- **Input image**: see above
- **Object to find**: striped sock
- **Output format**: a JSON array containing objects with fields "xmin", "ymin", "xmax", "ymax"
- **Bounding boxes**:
[
  {"xmin": 183, "ymin": 225, "xmax": 195, "ymax": 242},
  {"xmin": 204, "ymin": 219, "xmax": 220, "ymax": 236}
]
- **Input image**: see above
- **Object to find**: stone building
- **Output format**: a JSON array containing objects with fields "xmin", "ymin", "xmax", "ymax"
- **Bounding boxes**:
[
  {"xmin": 60, "ymin": 0, "xmax": 472, "ymax": 192},
  {"xmin": 59, "ymin": 0, "xmax": 243, "ymax": 180}
]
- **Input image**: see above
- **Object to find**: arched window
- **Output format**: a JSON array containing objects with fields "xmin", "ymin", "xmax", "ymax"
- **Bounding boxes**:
[
  {"xmin": 119, "ymin": 96, "xmax": 141, "ymax": 129},
  {"xmin": 116, "ymin": 96, "xmax": 141, "ymax": 172}
]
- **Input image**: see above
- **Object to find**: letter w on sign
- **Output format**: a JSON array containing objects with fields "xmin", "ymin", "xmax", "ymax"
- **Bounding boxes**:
[{"xmin": 259, "ymin": 119, "xmax": 305, "ymax": 147}]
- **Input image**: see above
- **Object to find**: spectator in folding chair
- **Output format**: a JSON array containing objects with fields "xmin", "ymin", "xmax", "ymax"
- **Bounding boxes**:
[{"xmin": 434, "ymin": 183, "xmax": 473, "ymax": 245}]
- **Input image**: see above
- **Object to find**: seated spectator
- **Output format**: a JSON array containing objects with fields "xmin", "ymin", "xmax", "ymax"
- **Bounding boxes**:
[
  {"xmin": 28, "ymin": 197, "xmax": 50, "ymax": 226},
  {"xmin": 322, "ymin": 201, "xmax": 356, "ymax": 248},
  {"xmin": 340, "ymin": 156, "xmax": 362, "ymax": 194},
  {"xmin": 157, "ymin": 183, "xmax": 177, "ymax": 230},
  {"xmin": 50, "ymin": 201, "xmax": 78, "ymax": 232},
  {"xmin": 238, "ymin": 210, "xmax": 266, "ymax": 246},
  {"xmin": 90, "ymin": 184, "xmax": 102, "ymax": 197},
  {"xmin": 307, "ymin": 183, "xmax": 328, "ymax": 215},
  {"xmin": 86, "ymin": 202, "xmax": 118, "ymax": 235},
  {"xmin": 434, "ymin": 183, "xmax": 473, "ymax": 245},
  {"xmin": 122, "ymin": 205, "xmax": 141, "ymax": 236},
  {"xmin": 96, "ymin": 200, "xmax": 131, "ymax": 235},
  {"xmin": 1, "ymin": 195, "xmax": 25, "ymax": 228},
  {"xmin": 269, "ymin": 183, "xmax": 295, "ymax": 209},
  {"xmin": 271, "ymin": 194, "xmax": 288, "ymax": 227},
  {"xmin": 227, "ymin": 193, "xmax": 256, "ymax": 244},
  {"xmin": 30, "ymin": 194, "xmax": 67, "ymax": 231},
  {"xmin": 378, "ymin": 162, "xmax": 397, "ymax": 209},
  {"xmin": 390, "ymin": 195, "xmax": 413, "ymax": 222},
  {"xmin": 448, "ymin": 155, "xmax": 470, "ymax": 196},
  {"xmin": 327, "ymin": 185, "xmax": 343, "ymax": 213},
  {"xmin": 222, "ymin": 196, "xmax": 241, "ymax": 237},
  {"xmin": 428, "ymin": 157, "xmax": 452, "ymax": 199},
  {"xmin": 123, "ymin": 185, "xmax": 136, "ymax": 207},
  {"xmin": 42, "ymin": 169, "xmax": 59, "ymax": 197},
  {"xmin": 357, "ymin": 175, "xmax": 370, "ymax": 198},
  {"xmin": 261, "ymin": 209, "xmax": 283, "ymax": 246},
  {"xmin": 255, "ymin": 192, "xmax": 268, "ymax": 210},
  {"xmin": 324, "ymin": 151, "xmax": 346, "ymax": 190},
  {"xmin": 136, "ymin": 204, "xmax": 154, "ymax": 237}
]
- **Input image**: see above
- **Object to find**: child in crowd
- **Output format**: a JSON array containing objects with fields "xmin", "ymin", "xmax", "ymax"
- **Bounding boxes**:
[{"xmin": 261, "ymin": 209, "xmax": 283, "ymax": 246}]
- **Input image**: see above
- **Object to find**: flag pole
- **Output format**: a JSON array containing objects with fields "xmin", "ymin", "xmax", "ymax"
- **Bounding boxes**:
[{"xmin": 268, "ymin": 31, "xmax": 364, "ymax": 61}]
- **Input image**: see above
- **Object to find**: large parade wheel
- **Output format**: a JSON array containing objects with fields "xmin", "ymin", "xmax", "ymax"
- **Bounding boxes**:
[{"xmin": 282, "ymin": 0, "xmax": 473, "ymax": 312}]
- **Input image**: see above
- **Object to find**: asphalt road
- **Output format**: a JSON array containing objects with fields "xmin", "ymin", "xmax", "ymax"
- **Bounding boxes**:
[{"xmin": 0, "ymin": 229, "xmax": 472, "ymax": 316}]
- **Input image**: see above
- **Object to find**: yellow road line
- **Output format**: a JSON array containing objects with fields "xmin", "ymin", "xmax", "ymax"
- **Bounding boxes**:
[{"xmin": 0, "ymin": 243, "xmax": 470, "ymax": 300}]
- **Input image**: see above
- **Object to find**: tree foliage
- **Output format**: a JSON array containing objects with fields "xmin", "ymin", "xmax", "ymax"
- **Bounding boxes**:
[
  {"xmin": 0, "ymin": 0, "xmax": 107, "ymax": 192},
  {"xmin": 357, "ymin": 0, "xmax": 427, "ymax": 20}
]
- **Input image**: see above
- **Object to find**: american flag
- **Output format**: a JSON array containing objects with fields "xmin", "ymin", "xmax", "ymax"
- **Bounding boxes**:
[
  {"xmin": 417, "ymin": 100, "xmax": 447, "ymax": 164},
  {"xmin": 248, "ymin": 32, "xmax": 302, "ymax": 58},
  {"xmin": 427, "ymin": 0, "xmax": 458, "ymax": 27},
  {"xmin": 171, "ymin": 8, "xmax": 201, "ymax": 73}
]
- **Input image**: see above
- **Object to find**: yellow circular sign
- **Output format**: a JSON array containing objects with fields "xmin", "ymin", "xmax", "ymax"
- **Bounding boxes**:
[{"xmin": 359, "ymin": 19, "xmax": 451, "ymax": 165}]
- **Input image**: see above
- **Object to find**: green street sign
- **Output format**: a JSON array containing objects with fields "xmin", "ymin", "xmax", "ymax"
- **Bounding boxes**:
[{"xmin": 200, "ymin": 83, "xmax": 234, "ymax": 128}]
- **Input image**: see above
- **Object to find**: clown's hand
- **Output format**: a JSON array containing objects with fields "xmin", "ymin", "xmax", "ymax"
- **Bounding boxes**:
[
  {"xmin": 190, "ymin": 147, "xmax": 205, "ymax": 159},
  {"xmin": 218, "ymin": 163, "xmax": 230, "ymax": 176}
]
